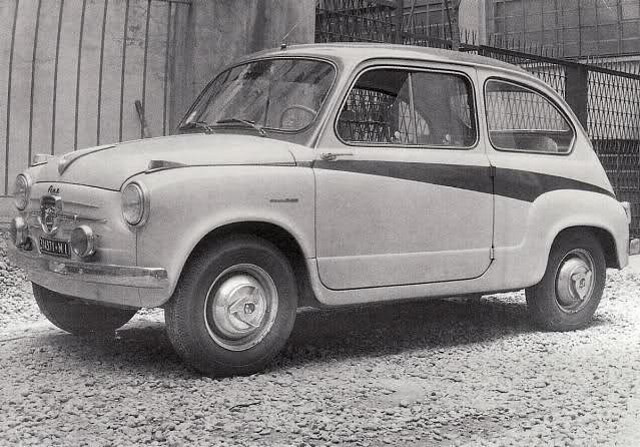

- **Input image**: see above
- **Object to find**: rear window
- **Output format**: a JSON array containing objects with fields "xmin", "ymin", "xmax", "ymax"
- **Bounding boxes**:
[{"xmin": 485, "ymin": 79, "xmax": 574, "ymax": 154}]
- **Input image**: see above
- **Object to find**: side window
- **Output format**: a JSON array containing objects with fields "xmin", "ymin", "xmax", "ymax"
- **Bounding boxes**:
[
  {"xmin": 337, "ymin": 68, "xmax": 477, "ymax": 147},
  {"xmin": 411, "ymin": 72, "xmax": 477, "ymax": 146},
  {"xmin": 485, "ymin": 79, "xmax": 574, "ymax": 153},
  {"xmin": 337, "ymin": 69, "xmax": 416, "ymax": 144}
]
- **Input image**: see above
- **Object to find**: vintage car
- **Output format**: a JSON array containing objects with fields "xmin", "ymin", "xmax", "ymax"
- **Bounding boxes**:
[{"xmin": 8, "ymin": 43, "xmax": 639, "ymax": 376}]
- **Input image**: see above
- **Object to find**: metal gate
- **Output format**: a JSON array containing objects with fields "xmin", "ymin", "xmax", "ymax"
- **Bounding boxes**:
[
  {"xmin": 316, "ymin": 0, "xmax": 640, "ymax": 237},
  {"xmin": 0, "ymin": 0, "xmax": 191, "ymax": 197}
]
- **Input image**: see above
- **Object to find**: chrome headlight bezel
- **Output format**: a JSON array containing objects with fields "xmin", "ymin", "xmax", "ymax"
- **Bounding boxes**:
[
  {"xmin": 121, "ymin": 182, "xmax": 149, "ymax": 226},
  {"xmin": 13, "ymin": 173, "xmax": 32, "ymax": 211},
  {"xmin": 70, "ymin": 225, "xmax": 96, "ymax": 258}
]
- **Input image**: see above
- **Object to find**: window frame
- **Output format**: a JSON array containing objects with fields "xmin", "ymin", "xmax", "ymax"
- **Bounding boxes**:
[
  {"xmin": 333, "ymin": 64, "xmax": 480, "ymax": 151},
  {"xmin": 179, "ymin": 55, "xmax": 339, "ymax": 135},
  {"xmin": 483, "ymin": 76, "xmax": 577, "ymax": 156}
]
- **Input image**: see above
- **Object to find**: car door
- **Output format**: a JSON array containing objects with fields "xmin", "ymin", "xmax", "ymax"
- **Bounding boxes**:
[{"xmin": 313, "ymin": 63, "xmax": 494, "ymax": 290}]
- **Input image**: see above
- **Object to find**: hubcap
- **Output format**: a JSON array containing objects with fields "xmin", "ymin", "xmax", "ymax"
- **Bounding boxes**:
[
  {"xmin": 204, "ymin": 264, "xmax": 278, "ymax": 351},
  {"xmin": 555, "ymin": 249, "xmax": 595, "ymax": 313}
]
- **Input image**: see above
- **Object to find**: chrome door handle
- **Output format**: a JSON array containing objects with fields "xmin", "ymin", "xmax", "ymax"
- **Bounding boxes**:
[{"xmin": 320, "ymin": 152, "xmax": 353, "ymax": 161}]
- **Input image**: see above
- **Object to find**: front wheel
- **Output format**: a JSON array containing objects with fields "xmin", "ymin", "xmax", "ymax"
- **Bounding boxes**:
[
  {"xmin": 32, "ymin": 284, "xmax": 137, "ymax": 335},
  {"xmin": 165, "ymin": 235, "xmax": 298, "ymax": 377},
  {"xmin": 526, "ymin": 232, "xmax": 606, "ymax": 331}
]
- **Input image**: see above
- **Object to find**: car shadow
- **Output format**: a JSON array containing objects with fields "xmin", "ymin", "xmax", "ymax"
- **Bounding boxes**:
[
  {"xmin": 280, "ymin": 295, "xmax": 535, "ymax": 366},
  {"xmin": 36, "ymin": 294, "xmax": 611, "ymax": 376}
]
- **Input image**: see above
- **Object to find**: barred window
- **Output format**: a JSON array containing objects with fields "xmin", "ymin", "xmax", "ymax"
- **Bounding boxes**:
[
  {"xmin": 485, "ymin": 79, "xmax": 574, "ymax": 153},
  {"xmin": 337, "ymin": 68, "xmax": 476, "ymax": 147}
]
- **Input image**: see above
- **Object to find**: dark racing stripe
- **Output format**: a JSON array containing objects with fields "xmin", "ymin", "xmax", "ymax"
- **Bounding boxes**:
[
  {"xmin": 313, "ymin": 160, "xmax": 615, "ymax": 202},
  {"xmin": 494, "ymin": 167, "xmax": 616, "ymax": 202}
]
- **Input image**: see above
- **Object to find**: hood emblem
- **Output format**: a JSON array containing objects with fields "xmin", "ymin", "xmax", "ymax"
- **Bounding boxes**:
[{"xmin": 38, "ymin": 195, "xmax": 62, "ymax": 235}]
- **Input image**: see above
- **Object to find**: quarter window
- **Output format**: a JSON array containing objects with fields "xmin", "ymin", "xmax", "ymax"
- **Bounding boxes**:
[
  {"xmin": 337, "ymin": 68, "xmax": 477, "ymax": 147},
  {"xmin": 485, "ymin": 79, "xmax": 574, "ymax": 153}
]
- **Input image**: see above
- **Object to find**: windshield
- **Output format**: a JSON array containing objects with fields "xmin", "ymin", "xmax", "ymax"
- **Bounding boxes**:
[{"xmin": 183, "ymin": 58, "xmax": 336, "ymax": 133}]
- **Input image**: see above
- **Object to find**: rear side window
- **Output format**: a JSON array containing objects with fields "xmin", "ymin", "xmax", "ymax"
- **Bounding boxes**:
[
  {"xmin": 337, "ymin": 68, "xmax": 477, "ymax": 147},
  {"xmin": 485, "ymin": 79, "xmax": 574, "ymax": 153}
]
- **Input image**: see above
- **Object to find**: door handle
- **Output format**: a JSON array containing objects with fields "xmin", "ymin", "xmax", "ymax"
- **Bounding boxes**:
[{"xmin": 320, "ymin": 152, "xmax": 353, "ymax": 161}]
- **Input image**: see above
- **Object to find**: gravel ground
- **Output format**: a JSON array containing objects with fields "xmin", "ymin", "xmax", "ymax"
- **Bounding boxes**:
[{"xmin": 1, "ymin": 229, "xmax": 640, "ymax": 446}]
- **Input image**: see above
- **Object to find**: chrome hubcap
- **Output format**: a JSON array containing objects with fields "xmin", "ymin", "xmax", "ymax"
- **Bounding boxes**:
[
  {"xmin": 204, "ymin": 264, "xmax": 278, "ymax": 351},
  {"xmin": 555, "ymin": 249, "xmax": 595, "ymax": 313}
]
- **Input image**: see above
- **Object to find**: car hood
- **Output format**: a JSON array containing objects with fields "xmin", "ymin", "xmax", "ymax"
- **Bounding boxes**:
[{"xmin": 35, "ymin": 134, "xmax": 299, "ymax": 190}]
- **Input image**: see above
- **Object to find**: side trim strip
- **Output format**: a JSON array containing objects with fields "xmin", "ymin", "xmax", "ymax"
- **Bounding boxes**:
[{"xmin": 313, "ymin": 160, "xmax": 615, "ymax": 203}]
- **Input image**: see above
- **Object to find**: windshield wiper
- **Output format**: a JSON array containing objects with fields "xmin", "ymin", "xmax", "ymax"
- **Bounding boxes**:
[
  {"xmin": 215, "ymin": 118, "xmax": 267, "ymax": 137},
  {"xmin": 179, "ymin": 120, "xmax": 214, "ymax": 134}
]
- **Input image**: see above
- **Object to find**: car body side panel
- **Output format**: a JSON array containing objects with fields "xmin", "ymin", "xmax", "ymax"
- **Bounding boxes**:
[
  {"xmin": 308, "ymin": 189, "xmax": 628, "ymax": 306},
  {"xmin": 314, "ymin": 155, "xmax": 494, "ymax": 289},
  {"xmin": 135, "ymin": 165, "xmax": 315, "ymax": 307}
]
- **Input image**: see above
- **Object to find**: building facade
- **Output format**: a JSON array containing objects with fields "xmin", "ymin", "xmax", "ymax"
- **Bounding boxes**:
[{"xmin": 487, "ymin": 0, "xmax": 640, "ymax": 57}]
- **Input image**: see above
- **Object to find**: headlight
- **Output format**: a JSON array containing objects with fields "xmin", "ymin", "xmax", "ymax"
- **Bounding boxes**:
[
  {"xmin": 70, "ymin": 225, "xmax": 95, "ymax": 258},
  {"xmin": 13, "ymin": 174, "xmax": 31, "ymax": 210},
  {"xmin": 121, "ymin": 182, "xmax": 149, "ymax": 226}
]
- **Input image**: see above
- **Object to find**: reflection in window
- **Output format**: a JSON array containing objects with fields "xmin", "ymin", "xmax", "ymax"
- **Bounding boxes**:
[
  {"xmin": 412, "ymin": 72, "xmax": 476, "ymax": 146},
  {"xmin": 337, "ymin": 69, "xmax": 476, "ymax": 147},
  {"xmin": 485, "ymin": 79, "xmax": 574, "ymax": 153},
  {"xmin": 189, "ymin": 59, "xmax": 335, "ymax": 132}
]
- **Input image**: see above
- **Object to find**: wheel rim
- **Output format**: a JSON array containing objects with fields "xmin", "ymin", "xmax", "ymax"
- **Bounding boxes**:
[
  {"xmin": 555, "ymin": 248, "xmax": 596, "ymax": 313},
  {"xmin": 203, "ymin": 264, "xmax": 278, "ymax": 351}
]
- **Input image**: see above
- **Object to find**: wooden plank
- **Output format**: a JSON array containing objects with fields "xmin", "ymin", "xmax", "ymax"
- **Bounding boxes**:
[
  {"xmin": 120, "ymin": 0, "xmax": 148, "ymax": 143},
  {"xmin": 76, "ymin": 0, "xmax": 106, "ymax": 150},
  {"xmin": 52, "ymin": 0, "xmax": 83, "ymax": 156},
  {"xmin": 98, "ymin": 0, "xmax": 127, "ymax": 145},
  {"xmin": 168, "ymin": 2, "xmax": 191, "ymax": 131},
  {"xmin": 7, "ymin": 0, "xmax": 39, "ymax": 192},
  {"xmin": 0, "ymin": 1, "xmax": 18, "ymax": 196},
  {"xmin": 29, "ymin": 0, "xmax": 62, "ymax": 164},
  {"xmin": 142, "ymin": 0, "xmax": 171, "ymax": 137}
]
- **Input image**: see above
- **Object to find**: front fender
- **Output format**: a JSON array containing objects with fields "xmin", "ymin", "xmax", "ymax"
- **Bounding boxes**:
[{"xmin": 133, "ymin": 165, "xmax": 315, "ymax": 306}]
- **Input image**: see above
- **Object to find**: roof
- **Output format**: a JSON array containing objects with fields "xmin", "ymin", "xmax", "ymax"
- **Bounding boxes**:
[{"xmin": 246, "ymin": 43, "xmax": 526, "ymax": 74}]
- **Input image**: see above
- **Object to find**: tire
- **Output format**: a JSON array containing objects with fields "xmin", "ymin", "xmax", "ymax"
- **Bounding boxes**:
[
  {"xmin": 526, "ymin": 231, "xmax": 606, "ymax": 331},
  {"xmin": 165, "ymin": 235, "xmax": 298, "ymax": 377},
  {"xmin": 32, "ymin": 284, "xmax": 137, "ymax": 335}
]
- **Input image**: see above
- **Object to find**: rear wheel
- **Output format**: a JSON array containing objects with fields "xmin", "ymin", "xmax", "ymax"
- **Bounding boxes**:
[
  {"xmin": 165, "ymin": 235, "xmax": 298, "ymax": 377},
  {"xmin": 526, "ymin": 231, "xmax": 606, "ymax": 331},
  {"xmin": 32, "ymin": 284, "xmax": 137, "ymax": 335}
]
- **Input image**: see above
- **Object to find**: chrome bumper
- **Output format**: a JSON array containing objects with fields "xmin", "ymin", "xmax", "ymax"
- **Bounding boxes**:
[
  {"xmin": 7, "ymin": 244, "xmax": 168, "ymax": 289},
  {"xmin": 631, "ymin": 238, "xmax": 640, "ymax": 256}
]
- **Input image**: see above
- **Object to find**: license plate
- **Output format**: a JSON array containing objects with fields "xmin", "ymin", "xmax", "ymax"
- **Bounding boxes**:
[{"xmin": 40, "ymin": 237, "xmax": 71, "ymax": 258}]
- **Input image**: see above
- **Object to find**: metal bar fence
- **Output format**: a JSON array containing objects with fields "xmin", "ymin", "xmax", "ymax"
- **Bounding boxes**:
[
  {"xmin": 316, "ymin": 0, "xmax": 640, "ymax": 237},
  {"xmin": 0, "ymin": 0, "xmax": 191, "ymax": 198}
]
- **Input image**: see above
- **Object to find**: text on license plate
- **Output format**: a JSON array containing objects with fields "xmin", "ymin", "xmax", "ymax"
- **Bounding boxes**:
[{"xmin": 40, "ymin": 237, "xmax": 71, "ymax": 258}]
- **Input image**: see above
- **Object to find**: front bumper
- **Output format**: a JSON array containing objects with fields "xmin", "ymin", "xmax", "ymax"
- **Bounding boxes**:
[{"xmin": 8, "ymin": 244, "xmax": 169, "ymax": 307}]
